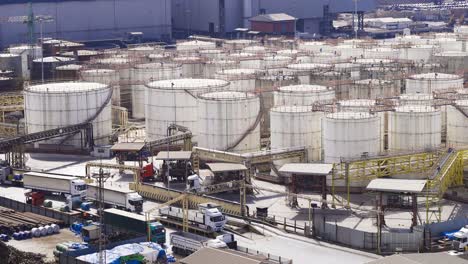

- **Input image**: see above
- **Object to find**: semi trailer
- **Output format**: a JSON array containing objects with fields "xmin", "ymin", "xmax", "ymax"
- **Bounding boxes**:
[
  {"xmin": 86, "ymin": 184, "xmax": 143, "ymax": 213},
  {"xmin": 159, "ymin": 203, "xmax": 226, "ymax": 232}
]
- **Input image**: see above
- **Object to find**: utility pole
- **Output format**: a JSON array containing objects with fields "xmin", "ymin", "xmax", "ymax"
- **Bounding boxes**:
[{"xmin": 92, "ymin": 168, "xmax": 111, "ymax": 264}]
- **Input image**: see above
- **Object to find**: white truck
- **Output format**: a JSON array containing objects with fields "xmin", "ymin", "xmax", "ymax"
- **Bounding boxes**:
[
  {"xmin": 453, "ymin": 226, "xmax": 468, "ymax": 251},
  {"xmin": 170, "ymin": 231, "xmax": 235, "ymax": 256},
  {"xmin": 186, "ymin": 174, "xmax": 214, "ymax": 192},
  {"xmin": 23, "ymin": 172, "xmax": 87, "ymax": 201},
  {"xmin": 86, "ymin": 184, "xmax": 143, "ymax": 213},
  {"xmin": 159, "ymin": 203, "xmax": 226, "ymax": 232}
]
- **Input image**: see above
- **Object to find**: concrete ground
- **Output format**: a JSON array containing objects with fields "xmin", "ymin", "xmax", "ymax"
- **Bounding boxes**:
[{"xmin": 6, "ymin": 228, "xmax": 82, "ymax": 262}]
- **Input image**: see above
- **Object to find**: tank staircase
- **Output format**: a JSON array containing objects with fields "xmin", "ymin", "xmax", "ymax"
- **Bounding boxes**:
[
  {"xmin": 453, "ymin": 104, "xmax": 468, "ymax": 119},
  {"xmin": 58, "ymin": 87, "xmax": 113, "ymax": 145},
  {"xmin": 225, "ymin": 96, "xmax": 264, "ymax": 152}
]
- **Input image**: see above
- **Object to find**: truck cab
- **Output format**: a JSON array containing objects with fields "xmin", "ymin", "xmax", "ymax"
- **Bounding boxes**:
[
  {"xmin": 0, "ymin": 161, "xmax": 23, "ymax": 186},
  {"xmin": 453, "ymin": 226, "xmax": 468, "ymax": 251},
  {"xmin": 127, "ymin": 192, "xmax": 143, "ymax": 213},
  {"xmin": 149, "ymin": 222, "xmax": 166, "ymax": 244},
  {"xmin": 71, "ymin": 179, "xmax": 87, "ymax": 198},
  {"xmin": 198, "ymin": 203, "xmax": 226, "ymax": 232},
  {"xmin": 186, "ymin": 174, "xmax": 214, "ymax": 192}
]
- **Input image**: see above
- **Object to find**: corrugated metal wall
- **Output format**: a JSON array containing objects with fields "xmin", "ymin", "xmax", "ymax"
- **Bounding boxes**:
[{"xmin": 0, "ymin": 0, "xmax": 171, "ymax": 47}]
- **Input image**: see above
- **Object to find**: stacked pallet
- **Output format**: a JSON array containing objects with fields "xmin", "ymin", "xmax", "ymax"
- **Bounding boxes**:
[{"xmin": 0, "ymin": 206, "xmax": 63, "ymax": 234}]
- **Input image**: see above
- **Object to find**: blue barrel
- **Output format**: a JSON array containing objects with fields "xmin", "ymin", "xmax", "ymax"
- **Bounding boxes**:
[
  {"xmin": 2, "ymin": 235, "xmax": 9, "ymax": 242},
  {"xmin": 12, "ymin": 232, "xmax": 20, "ymax": 240},
  {"xmin": 80, "ymin": 202, "xmax": 91, "ymax": 211},
  {"xmin": 23, "ymin": 231, "xmax": 31, "ymax": 239},
  {"xmin": 18, "ymin": 232, "xmax": 25, "ymax": 239},
  {"xmin": 14, "ymin": 174, "xmax": 23, "ymax": 181}
]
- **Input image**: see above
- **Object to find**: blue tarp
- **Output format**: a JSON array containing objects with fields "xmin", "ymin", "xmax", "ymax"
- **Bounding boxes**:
[{"xmin": 442, "ymin": 230, "xmax": 460, "ymax": 240}]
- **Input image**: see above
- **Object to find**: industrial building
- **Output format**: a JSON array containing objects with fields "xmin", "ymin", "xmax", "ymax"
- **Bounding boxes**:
[
  {"xmin": 0, "ymin": 0, "xmax": 172, "ymax": 48},
  {"xmin": 172, "ymin": 0, "xmax": 377, "ymax": 37},
  {"xmin": 0, "ymin": 2, "xmax": 468, "ymax": 263}
]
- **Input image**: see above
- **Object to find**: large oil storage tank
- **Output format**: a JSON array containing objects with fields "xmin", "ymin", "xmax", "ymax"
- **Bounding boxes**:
[
  {"xmin": 55, "ymin": 64, "xmax": 83, "ymax": 81},
  {"xmin": 24, "ymin": 82, "xmax": 112, "ymax": 147},
  {"xmin": 199, "ymin": 49, "xmax": 225, "ymax": 60},
  {"xmin": 274, "ymin": 84, "xmax": 335, "ymax": 106},
  {"xmin": 349, "ymin": 79, "xmax": 399, "ymax": 100},
  {"xmin": 433, "ymin": 51, "xmax": 468, "ymax": 80},
  {"xmin": 224, "ymin": 39, "xmax": 258, "ymax": 50},
  {"xmin": 228, "ymin": 53, "xmax": 263, "ymax": 69},
  {"xmin": 323, "ymin": 112, "xmax": 381, "ymax": 163},
  {"xmin": 406, "ymin": 73, "xmax": 463, "ymax": 94},
  {"xmin": 214, "ymin": 69, "xmax": 258, "ymax": 92},
  {"xmin": 31, "ymin": 56, "xmax": 75, "ymax": 81},
  {"xmin": 173, "ymin": 56, "xmax": 205, "ymax": 78},
  {"xmin": 203, "ymin": 60, "xmax": 238, "ymax": 78},
  {"xmin": 262, "ymin": 56, "xmax": 292, "ymax": 69},
  {"xmin": 388, "ymin": 105, "xmax": 441, "ymax": 152},
  {"xmin": 80, "ymin": 69, "xmax": 121, "ymax": 106},
  {"xmin": 338, "ymin": 99, "xmax": 375, "ymax": 112},
  {"xmin": 286, "ymin": 63, "xmax": 333, "ymax": 84},
  {"xmin": 94, "ymin": 57, "xmax": 133, "ymax": 110},
  {"xmin": 399, "ymin": 93, "xmax": 433, "ymax": 105},
  {"xmin": 0, "ymin": 53, "xmax": 23, "ymax": 76},
  {"xmin": 145, "ymin": 79, "xmax": 229, "ymax": 141},
  {"xmin": 130, "ymin": 63, "xmax": 182, "ymax": 119},
  {"xmin": 270, "ymin": 106, "xmax": 323, "ymax": 161},
  {"xmin": 176, "ymin": 40, "xmax": 216, "ymax": 52},
  {"xmin": 197, "ymin": 91, "xmax": 260, "ymax": 153},
  {"xmin": 447, "ymin": 100, "xmax": 468, "ymax": 147}
]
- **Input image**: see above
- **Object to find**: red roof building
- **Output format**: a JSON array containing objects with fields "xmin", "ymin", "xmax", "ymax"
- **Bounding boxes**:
[{"xmin": 249, "ymin": 13, "xmax": 296, "ymax": 35}]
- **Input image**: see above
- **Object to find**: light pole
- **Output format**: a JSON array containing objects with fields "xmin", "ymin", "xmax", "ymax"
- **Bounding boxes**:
[
  {"xmin": 354, "ymin": 0, "xmax": 358, "ymax": 39},
  {"xmin": 36, "ymin": 15, "xmax": 53, "ymax": 83}
]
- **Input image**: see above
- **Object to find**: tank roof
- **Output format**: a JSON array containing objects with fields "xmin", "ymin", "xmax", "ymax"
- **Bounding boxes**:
[
  {"xmin": 199, "ymin": 91, "xmax": 256, "ymax": 101},
  {"xmin": 134, "ymin": 62, "xmax": 180, "ymax": 69},
  {"xmin": 355, "ymin": 79, "xmax": 393, "ymax": 85},
  {"xmin": 408, "ymin": 72, "xmax": 461, "ymax": 80},
  {"xmin": 271, "ymin": 105, "xmax": 316, "ymax": 113},
  {"xmin": 56, "ymin": 64, "xmax": 83, "ymax": 70},
  {"xmin": 0, "ymin": 53, "xmax": 19, "ymax": 58},
  {"xmin": 147, "ymin": 79, "xmax": 229, "ymax": 90},
  {"xmin": 33, "ymin": 56, "xmax": 74, "ymax": 63},
  {"xmin": 327, "ymin": 112, "xmax": 374, "ymax": 119},
  {"xmin": 278, "ymin": 84, "xmax": 330, "ymax": 93},
  {"xmin": 263, "ymin": 55, "xmax": 292, "ymax": 61},
  {"xmin": 287, "ymin": 63, "xmax": 332, "ymax": 70},
  {"xmin": 96, "ymin": 57, "xmax": 129, "ymax": 65},
  {"xmin": 395, "ymin": 105, "xmax": 437, "ymax": 113},
  {"xmin": 456, "ymin": 100, "xmax": 468, "ymax": 106},
  {"xmin": 26, "ymin": 82, "xmax": 108, "ymax": 93},
  {"xmin": 81, "ymin": 69, "xmax": 116, "ymax": 74},
  {"xmin": 216, "ymin": 68, "xmax": 257, "ymax": 75},
  {"xmin": 339, "ymin": 99, "xmax": 375, "ymax": 107},
  {"xmin": 400, "ymin": 93, "xmax": 433, "ymax": 100}
]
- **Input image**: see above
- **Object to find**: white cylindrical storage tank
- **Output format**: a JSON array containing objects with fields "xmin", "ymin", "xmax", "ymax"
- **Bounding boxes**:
[
  {"xmin": 432, "ymin": 51, "xmax": 468, "ymax": 80},
  {"xmin": 364, "ymin": 48, "xmax": 400, "ymax": 60},
  {"xmin": 24, "ymin": 82, "xmax": 112, "ymax": 146},
  {"xmin": 388, "ymin": 105, "xmax": 441, "ymax": 152},
  {"xmin": 262, "ymin": 55, "xmax": 292, "ymax": 69},
  {"xmin": 199, "ymin": 49, "xmax": 225, "ymax": 60},
  {"xmin": 130, "ymin": 63, "xmax": 183, "ymax": 119},
  {"xmin": 399, "ymin": 93, "xmax": 433, "ymax": 105},
  {"xmin": 309, "ymin": 52, "xmax": 341, "ymax": 64},
  {"xmin": 80, "ymin": 69, "xmax": 121, "ymax": 106},
  {"xmin": 405, "ymin": 73, "xmax": 464, "ymax": 93},
  {"xmin": 94, "ymin": 57, "xmax": 133, "ymax": 111},
  {"xmin": 243, "ymin": 46, "xmax": 268, "ymax": 55},
  {"xmin": 323, "ymin": 112, "xmax": 381, "ymax": 163},
  {"xmin": 399, "ymin": 45, "xmax": 434, "ymax": 62},
  {"xmin": 176, "ymin": 40, "xmax": 216, "ymax": 52},
  {"xmin": 270, "ymin": 106, "xmax": 323, "ymax": 161},
  {"xmin": 338, "ymin": 99, "xmax": 375, "ymax": 112},
  {"xmin": 197, "ymin": 91, "xmax": 260, "ymax": 153},
  {"xmin": 274, "ymin": 84, "xmax": 335, "ymax": 106},
  {"xmin": 145, "ymin": 79, "xmax": 230, "ymax": 141},
  {"xmin": 350, "ymin": 79, "xmax": 399, "ymax": 100},
  {"xmin": 214, "ymin": 68, "xmax": 257, "ymax": 92},
  {"xmin": 228, "ymin": 53, "xmax": 263, "ymax": 69},
  {"xmin": 173, "ymin": 56, "xmax": 205, "ymax": 78},
  {"xmin": 55, "ymin": 64, "xmax": 83, "ymax": 80},
  {"xmin": 223, "ymin": 39, "xmax": 258, "ymax": 50},
  {"xmin": 148, "ymin": 52, "xmax": 171, "ymax": 63},
  {"xmin": 298, "ymin": 42, "xmax": 332, "ymax": 53},
  {"xmin": 203, "ymin": 60, "xmax": 238, "ymax": 78},
  {"xmin": 447, "ymin": 100, "xmax": 468, "ymax": 147},
  {"xmin": 336, "ymin": 45, "xmax": 365, "ymax": 59},
  {"xmin": 286, "ymin": 63, "xmax": 333, "ymax": 84}
]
